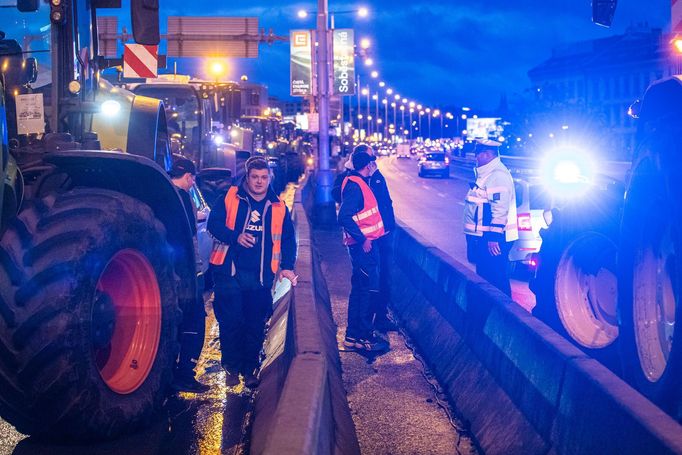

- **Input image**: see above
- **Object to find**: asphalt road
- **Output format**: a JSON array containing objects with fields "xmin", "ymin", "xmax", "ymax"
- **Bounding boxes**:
[{"xmin": 378, "ymin": 155, "xmax": 536, "ymax": 311}]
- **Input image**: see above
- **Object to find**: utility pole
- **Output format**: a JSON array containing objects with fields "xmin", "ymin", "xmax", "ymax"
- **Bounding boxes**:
[{"xmin": 313, "ymin": 0, "xmax": 335, "ymax": 224}]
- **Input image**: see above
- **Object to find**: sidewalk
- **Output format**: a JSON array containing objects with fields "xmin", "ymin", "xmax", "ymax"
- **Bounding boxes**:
[{"xmin": 311, "ymin": 227, "xmax": 477, "ymax": 455}]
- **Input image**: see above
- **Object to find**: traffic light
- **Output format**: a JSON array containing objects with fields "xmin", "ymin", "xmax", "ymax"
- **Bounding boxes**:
[{"xmin": 49, "ymin": 0, "xmax": 66, "ymax": 24}]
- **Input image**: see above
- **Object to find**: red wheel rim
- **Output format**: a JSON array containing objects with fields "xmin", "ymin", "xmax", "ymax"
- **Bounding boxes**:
[{"xmin": 94, "ymin": 249, "xmax": 162, "ymax": 394}]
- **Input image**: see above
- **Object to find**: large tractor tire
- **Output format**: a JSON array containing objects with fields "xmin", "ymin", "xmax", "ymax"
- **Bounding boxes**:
[
  {"xmin": 0, "ymin": 188, "xmax": 180, "ymax": 440},
  {"xmin": 530, "ymin": 190, "xmax": 622, "ymax": 369},
  {"xmin": 618, "ymin": 142, "xmax": 682, "ymax": 420}
]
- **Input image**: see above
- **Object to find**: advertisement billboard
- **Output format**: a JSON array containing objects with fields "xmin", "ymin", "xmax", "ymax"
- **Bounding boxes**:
[
  {"xmin": 290, "ymin": 30, "xmax": 313, "ymax": 96},
  {"xmin": 332, "ymin": 29, "xmax": 355, "ymax": 96}
]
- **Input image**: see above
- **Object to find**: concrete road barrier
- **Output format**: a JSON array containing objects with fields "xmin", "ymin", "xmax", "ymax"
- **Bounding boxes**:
[
  {"xmin": 250, "ymin": 182, "xmax": 360, "ymax": 455},
  {"xmin": 390, "ymin": 224, "xmax": 682, "ymax": 455}
]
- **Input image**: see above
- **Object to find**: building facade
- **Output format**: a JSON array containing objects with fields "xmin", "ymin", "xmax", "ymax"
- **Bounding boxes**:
[{"xmin": 527, "ymin": 24, "xmax": 676, "ymax": 159}]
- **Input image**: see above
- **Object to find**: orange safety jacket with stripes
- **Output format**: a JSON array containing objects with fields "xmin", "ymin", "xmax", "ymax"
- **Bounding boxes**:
[
  {"xmin": 340, "ymin": 174, "xmax": 386, "ymax": 245},
  {"xmin": 208, "ymin": 185, "xmax": 294, "ymax": 286}
]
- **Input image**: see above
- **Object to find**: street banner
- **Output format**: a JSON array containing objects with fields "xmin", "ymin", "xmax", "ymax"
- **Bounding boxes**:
[
  {"xmin": 332, "ymin": 29, "xmax": 355, "ymax": 96},
  {"xmin": 290, "ymin": 30, "xmax": 313, "ymax": 96},
  {"xmin": 123, "ymin": 43, "xmax": 158, "ymax": 78}
]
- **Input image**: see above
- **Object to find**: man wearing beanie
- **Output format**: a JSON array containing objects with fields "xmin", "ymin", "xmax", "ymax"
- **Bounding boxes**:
[
  {"xmin": 337, "ymin": 151, "xmax": 389, "ymax": 352},
  {"xmin": 333, "ymin": 144, "xmax": 397, "ymax": 334}
]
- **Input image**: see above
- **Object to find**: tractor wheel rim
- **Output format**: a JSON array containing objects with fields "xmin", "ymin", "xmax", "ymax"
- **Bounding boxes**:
[
  {"xmin": 94, "ymin": 249, "xmax": 162, "ymax": 394},
  {"xmin": 555, "ymin": 233, "xmax": 619, "ymax": 348},
  {"xmin": 633, "ymin": 222, "xmax": 676, "ymax": 383}
]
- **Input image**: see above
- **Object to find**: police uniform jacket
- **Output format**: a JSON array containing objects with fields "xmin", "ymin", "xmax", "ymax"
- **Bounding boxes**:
[{"xmin": 463, "ymin": 157, "xmax": 519, "ymax": 243}]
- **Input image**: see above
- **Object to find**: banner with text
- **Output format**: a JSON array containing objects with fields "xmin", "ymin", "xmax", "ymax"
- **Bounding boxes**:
[
  {"xmin": 290, "ymin": 30, "xmax": 313, "ymax": 96},
  {"xmin": 332, "ymin": 29, "xmax": 355, "ymax": 96}
]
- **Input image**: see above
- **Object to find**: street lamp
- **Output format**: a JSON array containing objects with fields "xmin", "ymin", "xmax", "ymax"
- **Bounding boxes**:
[
  {"xmin": 358, "ymin": 6, "xmax": 369, "ymax": 17},
  {"xmin": 362, "ymin": 87, "xmax": 371, "ymax": 136},
  {"xmin": 373, "ymin": 93, "xmax": 379, "ymax": 140},
  {"xmin": 370, "ymin": 70, "xmax": 379, "ymax": 78},
  {"xmin": 386, "ymin": 88, "xmax": 393, "ymax": 95},
  {"xmin": 382, "ymin": 98, "xmax": 388, "ymax": 139},
  {"xmin": 364, "ymin": 58, "xmax": 374, "ymax": 66},
  {"xmin": 360, "ymin": 37, "xmax": 371, "ymax": 49},
  {"xmin": 208, "ymin": 60, "xmax": 227, "ymax": 82},
  {"xmin": 399, "ymin": 105, "xmax": 405, "ymax": 135},
  {"xmin": 408, "ymin": 108, "xmax": 415, "ymax": 140}
]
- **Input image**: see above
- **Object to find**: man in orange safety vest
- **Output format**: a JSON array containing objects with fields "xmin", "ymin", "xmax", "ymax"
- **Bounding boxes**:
[{"xmin": 338, "ymin": 151, "xmax": 390, "ymax": 353}]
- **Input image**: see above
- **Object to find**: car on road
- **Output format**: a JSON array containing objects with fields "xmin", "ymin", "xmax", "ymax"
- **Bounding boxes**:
[
  {"xmin": 396, "ymin": 143, "xmax": 411, "ymax": 158},
  {"xmin": 508, "ymin": 177, "xmax": 553, "ymax": 273},
  {"xmin": 418, "ymin": 151, "xmax": 450, "ymax": 178}
]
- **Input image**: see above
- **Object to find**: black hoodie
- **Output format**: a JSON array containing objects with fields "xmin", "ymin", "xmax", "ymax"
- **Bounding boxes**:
[{"xmin": 207, "ymin": 184, "xmax": 297, "ymax": 287}]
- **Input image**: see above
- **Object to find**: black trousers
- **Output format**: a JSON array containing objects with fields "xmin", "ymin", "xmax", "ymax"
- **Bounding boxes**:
[
  {"xmin": 213, "ymin": 270, "xmax": 273, "ymax": 374},
  {"xmin": 176, "ymin": 275, "xmax": 207, "ymax": 379},
  {"xmin": 346, "ymin": 244, "xmax": 380, "ymax": 340},
  {"xmin": 469, "ymin": 236, "xmax": 513, "ymax": 297},
  {"xmin": 372, "ymin": 232, "xmax": 393, "ymax": 324}
]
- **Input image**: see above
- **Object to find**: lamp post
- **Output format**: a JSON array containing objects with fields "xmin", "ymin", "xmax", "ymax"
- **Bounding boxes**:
[
  {"xmin": 373, "ymin": 93, "xmax": 379, "ymax": 140},
  {"xmin": 312, "ymin": 0, "xmax": 334, "ymax": 223},
  {"xmin": 425, "ymin": 107, "xmax": 431, "ymax": 139},
  {"xmin": 418, "ymin": 110, "xmax": 424, "ymax": 139},
  {"xmin": 382, "ymin": 98, "xmax": 388, "ymax": 139},
  {"xmin": 391, "ymin": 102, "xmax": 397, "ymax": 143},
  {"xmin": 363, "ymin": 87, "xmax": 370, "ymax": 137},
  {"xmin": 399, "ymin": 105, "xmax": 405, "ymax": 138},
  {"xmin": 409, "ymin": 108, "xmax": 414, "ymax": 140}
]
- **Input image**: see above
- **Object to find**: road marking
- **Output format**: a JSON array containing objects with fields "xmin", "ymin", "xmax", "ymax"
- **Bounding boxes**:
[
  {"xmin": 423, "ymin": 185, "xmax": 432, "ymax": 190},
  {"xmin": 437, "ymin": 192, "xmax": 446, "ymax": 198}
]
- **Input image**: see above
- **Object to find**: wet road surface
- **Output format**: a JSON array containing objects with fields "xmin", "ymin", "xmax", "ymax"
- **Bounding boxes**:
[{"xmin": 0, "ymin": 293, "xmax": 253, "ymax": 455}]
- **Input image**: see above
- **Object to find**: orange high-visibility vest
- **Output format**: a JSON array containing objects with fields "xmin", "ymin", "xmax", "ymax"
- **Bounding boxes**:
[
  {"xmin": 209, "ymin": 186, "xmax": 286, "ymax": 273},
  {"xmin": 341, "ymin": 175, "xmax": 385, "ymax": 245}
]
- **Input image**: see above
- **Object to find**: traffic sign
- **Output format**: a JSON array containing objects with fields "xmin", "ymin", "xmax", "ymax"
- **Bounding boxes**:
[
  {"xmin": 166, "ymin": 17, "xmax": 259, "ymax": 58},
  {"xmin": 123, "ymin": 44, "xmax": 158, "ymax": 78}
]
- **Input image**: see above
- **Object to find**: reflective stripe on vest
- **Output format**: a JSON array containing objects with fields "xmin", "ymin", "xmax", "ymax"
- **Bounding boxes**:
[
  {"xmin": 270, "ymin": 202, "xmax": 286, "ymax": 274},
  {"xmin": 341, "ymin": 175, "xmax": 385, "ymax": 245}
]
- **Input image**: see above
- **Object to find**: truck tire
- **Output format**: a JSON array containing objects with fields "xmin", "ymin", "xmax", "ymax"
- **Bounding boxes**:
[
  {"xmin": 530, "ymin": 192, "xmax": 622, "ymax": 368},
  {"xmin": 0, "ymin": 188, "xmax": 179, "ymax": 440},
  {"xmin": 618, "ymin": 146, "xmax": 682, "ymax": 419}
]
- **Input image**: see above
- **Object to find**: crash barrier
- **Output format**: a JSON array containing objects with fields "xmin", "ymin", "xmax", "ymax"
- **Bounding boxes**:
[
  {"xmin": 250, "ymin": 181, "xmax": 360, "ymax": 455},
  {"xmin": 389, "ymin": 224, "xmax": 682, "ymax": 455}
]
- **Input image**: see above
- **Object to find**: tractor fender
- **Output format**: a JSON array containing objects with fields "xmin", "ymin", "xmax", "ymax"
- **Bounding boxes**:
[{"xmin": 43, "ymin": 150, "xmax": 196, "ymax": 303}]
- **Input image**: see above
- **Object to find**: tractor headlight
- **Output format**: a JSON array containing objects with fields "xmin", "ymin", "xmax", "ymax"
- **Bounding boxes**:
[
  {"xmin": 541, "ymin": 147, "xmax": 595, "ymax": 199},
  {"xmin": 100, "ymin": 100, "xmax": 121, "ymax": 117}
]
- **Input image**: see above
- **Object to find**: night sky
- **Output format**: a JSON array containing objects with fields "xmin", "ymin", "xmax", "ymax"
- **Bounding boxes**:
[{"xmin": 2, "ymin": 0, "xmax": 670, "ymax": 110}]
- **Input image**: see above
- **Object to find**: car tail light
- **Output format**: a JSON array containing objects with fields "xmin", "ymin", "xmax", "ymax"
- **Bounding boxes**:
[
  {"xmin": 518, "ymin": 213, "xmax": 532, "ymax": 231},
  {"xmin": 445, "ymin": 157, "xmax": 450, "ymax": 164}
]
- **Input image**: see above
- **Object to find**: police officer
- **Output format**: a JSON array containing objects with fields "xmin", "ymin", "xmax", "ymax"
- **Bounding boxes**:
[
  {"xmin": 338, "ymin": 151, "xmax": 389, "ymax": 352},
  {"xmin": 169, "ymin": 158, "xmax": 210, "ymax": 393},
  {"xmin": 333, "ymin": 144, "xmax": 397, "ymax": 333},
  {"xmin": 207, "ymin": 156, "xmax": 297, "ymax": 389},
  {"xmin": 463, "ymin": 140, "xmax": 518, "ymax": 296}
]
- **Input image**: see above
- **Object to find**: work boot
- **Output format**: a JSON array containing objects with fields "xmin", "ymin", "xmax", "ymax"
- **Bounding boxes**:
[
  {"xmin": 224, "ymin": 369, "xmax": 241, "ymax": 387},
  {"xmin": 172, "ymin": 375, "xmax": 210, "ymax": 393},
  {"xmin": 243, "ymin": 372, "xmax": 260, "ymax": 389},
  {"xmin": 344, "ymin": 336, "xmax": 389, "ymax": 352}
]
